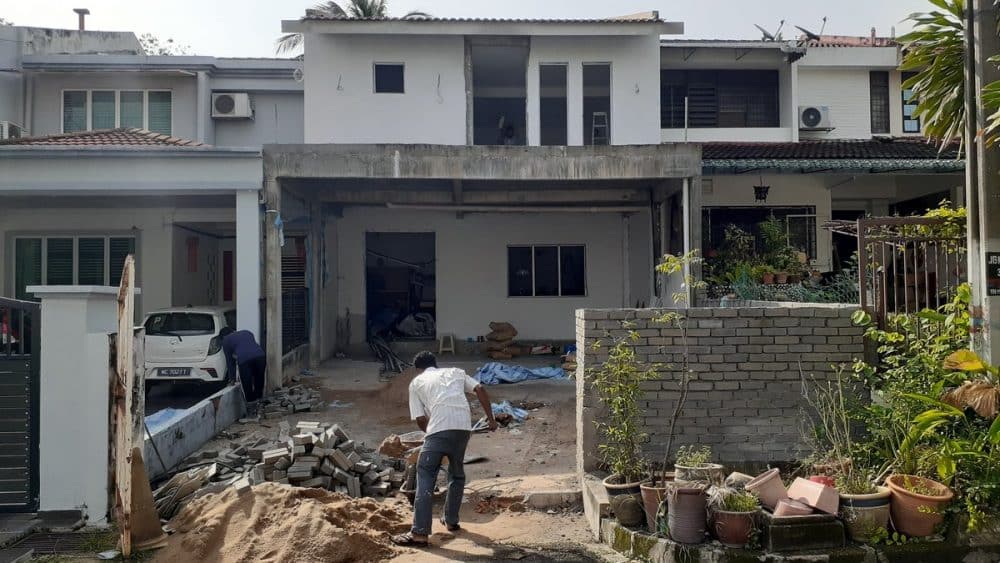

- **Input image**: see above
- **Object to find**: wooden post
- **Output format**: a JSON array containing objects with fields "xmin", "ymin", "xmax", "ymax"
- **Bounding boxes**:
[{"xmin": 113, "ymin": 255, "xmax": 136, "ymax": 558}]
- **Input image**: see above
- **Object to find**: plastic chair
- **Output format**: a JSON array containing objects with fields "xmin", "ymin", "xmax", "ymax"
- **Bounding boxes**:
[{"xmin": 438, "ymin": 333, "xmax": 456, "ymax": 355}]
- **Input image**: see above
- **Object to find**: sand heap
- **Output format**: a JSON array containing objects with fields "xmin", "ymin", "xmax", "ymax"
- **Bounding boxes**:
[{"xmin": 156, "ymin": 482, "xmax": 411, "ymax": 563}]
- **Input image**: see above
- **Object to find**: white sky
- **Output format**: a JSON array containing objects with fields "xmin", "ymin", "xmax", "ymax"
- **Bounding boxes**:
[{"xmin": 2, "ymin": 0, "xmax": 931, "ymax": 58}]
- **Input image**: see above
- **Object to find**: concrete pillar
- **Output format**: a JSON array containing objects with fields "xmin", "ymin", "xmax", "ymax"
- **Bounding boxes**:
[
  {"xmin": 235, "ymin": 190, "xmax": 261, "ymax": 339},
  {"xmin": 264, "ymin": 176, "xmax": 283, "ymax": 392},
  {"xmin": 195, "ymin": 71, "xmax": 213, "ymax": 145},
  {"xmin": 308, "ymin": 201, "xmax": 324, "ymax": 367},
  {"xmin": 622, "ymin": 213, "xmax": 631, "ymax": 307},
  {"xmin": 567, "ymin": 63, "xmax": 584, "ymax": 146},
  {"xmin": 29, "ymin": 286, "xmax": 121, "ymax": 522}
]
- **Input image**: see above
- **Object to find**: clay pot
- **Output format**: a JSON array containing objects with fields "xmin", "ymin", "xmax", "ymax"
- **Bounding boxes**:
[
  {"xmin": 762, "ymin": 272, "xmax": 776, "ymax": 285},
  {"xmin": 667, "ymin": 486, "xmax": 707, "ymax": 544},
  {"xmin": 809, "ymin": 475, "xmax": 836, "ymax": 488},
  {"xmin": 602, "ymin": 474, "xmax": 643, "ymax": 496},
  {"xmin": 604, "ymin": 474, "xmax": 645, "ymax": 527},
  {"xmin": 674, "ymin": 463, "xmax": 725, "ymax": 487},
  {"xmin": 840, "ymin": 486, "xmax": 891, "ymax": 542},
  {"xmin": 775, "ymin": 272, "xmax": 789, "ymax": 284},
  {"xmin": 787, "ymin": 477, "xmax": 839, "ymax": 515},
  {"xmin": 885, "ymin": 474, "xmax": 954, "ymax": 537},
  {"xmin": 713, "ymin": 510, "xmax": 756, "ymax": 547},
  {"xmin": 640, "ymin": 473, "xmax": 674, "ymax": 533},
  {"xmin": 745, "ymin": 468, "xmax": 787, "ymax": 510},
  {"xmin": 774, "ymin": 498, "xmax": 813, "ymax": 516}
]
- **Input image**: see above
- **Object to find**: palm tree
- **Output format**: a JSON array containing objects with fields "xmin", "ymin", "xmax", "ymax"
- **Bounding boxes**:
[{"xmin": 276, "ymin": 0, "xmax": 431, "ymax": 55}]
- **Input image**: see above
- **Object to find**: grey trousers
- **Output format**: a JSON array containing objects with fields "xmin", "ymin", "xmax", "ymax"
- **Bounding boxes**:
[{"xmin": 412, "ymin": 429, "xmax": 471, "ymax": 536}]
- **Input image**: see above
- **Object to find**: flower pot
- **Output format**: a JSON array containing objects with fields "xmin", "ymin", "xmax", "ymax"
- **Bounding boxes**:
[
  {"xmin": 640, "ymin": 473, "xmax": 674, "ymax": 533},
  {"xmin": 603, "ymin": 474, "xmax": 646, "ymax": 527},
  {"xmin": 774, "ymin": 498, "xmax": 813, "ymax": 516},
  {"xmin": 885, "ymin": 474, "xmax": 954, "ymax": 538},
  {"xmin": 809, "ymin": 475, "xmax": 836, "ymax": 488},
  {"xmin": 602, "ymin": 473, "xmax": 643, "ymax": 496},
  {"xmin": 713, "ymin": 510, "xmax": 756, "ymax": 547},
  {"xmin": 840, "ymin": 486, "xmax": 891, "ymax": 542},
  {"xmin": 745, "ymin": 468, "xmax": 787, "ymax": 510},
  {"xmin": 674, "ymin": 463, "xmax": 724, "ymax": 487},
  {"xmin": 667, "ymin": 486, "xmax": 707, "ymax": 544},
  {"xmin": 762, "ymin": 273, "xmax": 775, "ymax": 285},
  {"xmin": 788, "ymin": 274, "xmax": 802, "ymax": 284},
  {"xmin": 775, "ymin": 272, "xmax": 789, "ymax": 284},
  {"xmin": 788, "ymin": 477, "xmax": 839, "ymax": 515}
]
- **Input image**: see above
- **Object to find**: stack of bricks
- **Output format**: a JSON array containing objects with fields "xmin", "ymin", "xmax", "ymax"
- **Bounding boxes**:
[
  {"xmin": 575, "ymin": 303, "xmax": 864, "ymax": 467},
  {"xmin": 256, "ymin": 385, "xmax": 324, "ymax": 419}
]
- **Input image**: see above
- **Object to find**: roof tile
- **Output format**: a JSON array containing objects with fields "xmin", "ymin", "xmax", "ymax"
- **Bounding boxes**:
[
  {"xmin": 702, "ymin": 138, "xmax": 959, "ymax": 161},
  {"xmin": 0, "ymin": 128, "xmax": 205, "ymax": 147}
]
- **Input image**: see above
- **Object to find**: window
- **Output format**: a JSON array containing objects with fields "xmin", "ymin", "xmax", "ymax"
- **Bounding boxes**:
[
  {"xmin": 508, "ymin": 245, "xmax": 586, "ymax": 297},
  {"xmin": 61, "ymin": 90, "xmax": 172, "ymax": 134},
  {"xmin": 869, "ymin": 72, "xmax": 890, "ymax": 134},
  {"xmin": 144, "ymin": 313, "xmax": 216, "ymax": 336},
  {"xmin": 583, "ymin": 63, "xmax": 611, "ymax": 145},
  {"xmin": 374, "ymin": 63, "xmax": 405, "ymax": 93},
  {"xmin": 13, "ymin": 235, "xmax": 137, "ymax": 299},
  {"xmin": 539, "ymin": 64, "xmax": 568, "ymax": 146},
  {"xmin": 660, "ymin": 70, "xmax": 780, "ymax": 128},
  {"xmin": 702, "ymin": 207, "xmax": 817, "ymax": 260},
  {"xmin": 902, "ymin": 71, "xmax": 921, "ymax": 133}
]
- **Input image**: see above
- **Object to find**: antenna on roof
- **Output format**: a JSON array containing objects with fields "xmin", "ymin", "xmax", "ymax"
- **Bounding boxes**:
[
  {"xmin": 754, "ymin": 24, "xmax": 775, "ymax": 41},
  {"xmin": 774, "ymin": 20, "xmax": 785, "ymax": 40},
  {"xmin": 795, "ymin": 25, "xmax": 821, "ymax": 41}
]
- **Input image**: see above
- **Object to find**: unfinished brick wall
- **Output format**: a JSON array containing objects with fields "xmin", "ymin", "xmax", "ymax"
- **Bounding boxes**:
[{"xmin": 575, "ymin": 303, "xmax": 864, "ymax": 473}]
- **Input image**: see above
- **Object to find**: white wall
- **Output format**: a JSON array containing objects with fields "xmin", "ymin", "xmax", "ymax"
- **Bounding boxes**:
[
  {"xmin": 528, "ymin": 35, "xmax": 662, "ymax": 146},
  {"xmin": 798, "ymin": 67, "xmax": 873, "ymax": 140},
  {"xmin": 171, "ymin": 227, "xmax": 221, "ymax": 307},
  {"xmin": 214, "ymin": 92, "xmax": 304, "ymax": 146},
  {"xmin": 662, "ymin": 128, "xmax": 793, "ymax": 143},
  {"xmin": 334, "ymin": 206, "xmax": 650, "ymax": 342},
  {"xmin": 303, "ymin": 34, "xmax": 466, "ymax": 144}
]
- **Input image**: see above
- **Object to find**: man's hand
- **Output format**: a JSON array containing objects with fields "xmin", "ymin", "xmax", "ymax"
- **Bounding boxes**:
[{"xmin": 487, "ymin": 418, "xmax": 498, "ymax": 432}]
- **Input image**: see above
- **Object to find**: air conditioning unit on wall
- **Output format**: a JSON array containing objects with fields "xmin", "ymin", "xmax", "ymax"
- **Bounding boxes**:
[
  {"xmin": 0, "ymin": 121, "xmax": 25, "ymax": 140},
  {"xmin": 212, "ymin": 93, "xmax": 254, "ymax": 119},
  {"xmin": 799, "ymin": 106, "xmax": 832, "ymax": 130}
]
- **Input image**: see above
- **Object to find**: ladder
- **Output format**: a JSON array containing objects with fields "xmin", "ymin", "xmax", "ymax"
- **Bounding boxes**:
[{"xmin": 591, "ymin": 112, "xmax": 609, "ymax": 145}]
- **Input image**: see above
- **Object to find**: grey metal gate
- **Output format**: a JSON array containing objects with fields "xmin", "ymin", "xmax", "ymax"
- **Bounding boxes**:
[{"xmin": 0, "ymin": 297, "xmax": 40, "ymax": 512}]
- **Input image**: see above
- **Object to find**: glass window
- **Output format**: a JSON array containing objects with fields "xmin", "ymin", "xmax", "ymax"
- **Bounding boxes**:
[
  {"xmin": 14, "ymin": 238, "xmax": 42, "ymax": 300},
  {"xmin": 540, "ymin": 64, "xmax": 568, "ymax": 146},
  {"xmin": 533, "ymin": 246, "xmax": 559, "ymax": 296},
  {"xmin": 91, "ymin": 91, "xmax": 116, "ymax": 130},
  {"xmin": 902, "ymin": 71, "xmax": 921, "ymax": 133},
  {"xmin": 147, "ymin": 91, "xmax": 172, "ymax": 135},
  {"xmin": 660, "ymin": 70, "xmax": 780, "ymax": 128},
  {"xmin": 63, "ymin": 91, "xmax": 88, "ymax": 132},
  {"xmin": 702, "ymin": 207, "xmax": 818, "ymax": 260},
  {"xmin": 508, "ymin": 245, "xmax": 587, "ymax": 297},
  {"xmin": 77, "ymin": 238, "xmax": 106, "ymax": 285},
  {"xmin": 374, "ymin": 64, "xmax": 405, "ymax": 93},
  {"xmin": 46, "ymin": 238, "xmax": 74, "ymax": 285},
  {"xmin": 507, "ymin": 246, "xmax": 533, "ymax": 297},
  {"xmin": 870, "ymin": 72, "xmax": 890, "ymax": 134},
  {"xmin": 583, "ymin": 64, "xmax": 611, "ymax": 145},
  {"xmin": 560, "ymin": 246, "xmax": 586, "ymax": 296},
  {"xmin": 110, "ymin": 237, "xmax": 136, "ymax": 286},
  {"xmin": 119, "ymin": 91, "xmax": 144, "ymax": 129}
]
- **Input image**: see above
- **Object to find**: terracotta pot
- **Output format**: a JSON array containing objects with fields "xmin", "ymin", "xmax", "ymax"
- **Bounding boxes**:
[
  {"xmin": 809, "ymin": 475, "xmax": 836, "ymax": 488},
  {"xmin": 840, "ymin": 486, "xmax": 891, "ymax": 542},
  {"xmin": 775, "ymin": 272, "xmax": 789, "ymax": 284},
  {"xmin": 674, "ymin": 463, "xmax": 725, "ymax": 487},
  {"xmin": 885, "ymin": 474, "xmax": 954, "ymax": 537},
  {"xmin": 745, "ymin": 468, "xmax": 787, "ymax": 510},
  {"xmin": 640, "ymin": 474, "xmax": 674, "ymax": 533},
  {"xmin": 713, "ymin": 510, "xmax": 756, "ymax": 547},
  {"xmin": 787, "ymin": 477, "xmax": 839, "ymax": 515},
  {"xmin": 788, "ymin": 274, "xmax": 802, "ymax": 284},
  {"xmin": 667, "ymin": 486, "xmax": 707, "ymax": 544},
  {"xmin": 774, "ymin": 498, "xmax": 813, "ymax": 516},
  {"xmin": 762, "ymin": 273, "xmax": 775, "ymax": 285}
]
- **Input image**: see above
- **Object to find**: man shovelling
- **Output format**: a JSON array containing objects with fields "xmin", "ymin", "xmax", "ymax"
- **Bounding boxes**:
[{"xmin": 392, "ymin": 351, "xmax": 497, "ymax": 547}]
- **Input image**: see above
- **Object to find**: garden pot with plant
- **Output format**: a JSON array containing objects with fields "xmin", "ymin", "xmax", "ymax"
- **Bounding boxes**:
[
  {"xmin": 885, "ymin": 474, "xmax": 953, "ymax": 537},
  {"xmin": 710, "ymin": 488, "xmax": 759, "ymax": 548},
  {"xmin": 839, "ymin": 485, "xmax": 891, "ymax": 543},
  {"xmin": 762, "ymin": 270, "xmax": 776, "ymax": 285},
  {"xmin": 774, "ymin": 271, "xmax": 789, "ymax": 284},
  {"xmin": 745, "ymin": 468, "xmax": 787, "ymax": 510},
  {"xmin": 668, "ymin": 485, "xmax": 708, "ymax": 544},
  {"xmin": 640, "ymin": 472, "xmax": 674, "ymax": 533},
  {"xmin": 673, "ymin": 445, "xmax": 724, "ymax": 486}
]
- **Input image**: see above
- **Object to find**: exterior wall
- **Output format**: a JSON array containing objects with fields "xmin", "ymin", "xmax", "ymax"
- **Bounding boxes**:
[
  {"xmin": 798, "ymin": 67, "xmax": 873, "ymax": 140},
  {"xmin": 661, "ymin": 128, "xmax": 792, "ymax": 143},
  {"xmin": 0, "ymin": 27, "xmax": 22, "ymax": 127},
  {"xmin": 213, "ymin": 92, "xmax": 304, "ymax": 146},
  {"xmin": 703, "ymin": 175, "xmax": 834, "ymax": 271},
  {"xmin": 0, "ymin": 204, "xmax": 235, "ymax": 316},
  {"xmin": 575, "ymin": 304, "xmax": 864, "ymax": 469},
  {"xmin": 28, "ymin": 72, "xmax": 198, "ymax": 139},
  {"xmin": 303, "ymin": 34, "xmax": 466, "ymax": 144},
  {"xmin": 831, "ymin": 174, "xmax": 961, "ymax": 212},
  {"xmin": 171, "ymin": 227, "xmax": 223, "ymax": 308},
  {"xmin": 527, "ymin": 35, "xmax": 662, "ymax": 146},
  {"xmin": 333, "ymin": 206, "xmax": 650, "ymax": 345}
]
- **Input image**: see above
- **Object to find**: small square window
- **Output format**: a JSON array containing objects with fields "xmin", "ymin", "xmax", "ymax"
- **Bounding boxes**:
[{"xmin": 374, "ymin": 63, "xmax": 405, "ymax": 93}]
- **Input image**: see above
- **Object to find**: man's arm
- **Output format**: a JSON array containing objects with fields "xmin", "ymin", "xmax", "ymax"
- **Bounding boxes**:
[
  {"xmin": 408, "ymin": 382, "xmax": 429, "ymax": 432},
  {"xmin": 474, "ymin": 384, "xmax": 498, "ymax": 431},
  {"xmin": 223, "ymin": 337, "xmax": 236, "ymax": 382}
]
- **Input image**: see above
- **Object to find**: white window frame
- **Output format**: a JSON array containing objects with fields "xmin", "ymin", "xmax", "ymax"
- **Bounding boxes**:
[
  {"xmin": 507, "ymin": 244, "xmax": 587, "ymax": 298},
  {"xmin": 60, "ymin": 89, "xmax": 173, "ymax": 134},
  {"xmin": 373, "ymin": 62, "xmax": 406, "ymax": 94},
  {"xmin": 13, "ymin": 234, "xmax": 137, "ymax": 287}
]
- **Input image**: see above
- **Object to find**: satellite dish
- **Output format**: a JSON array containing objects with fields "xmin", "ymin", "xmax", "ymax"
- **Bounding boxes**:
[
  {"xmin": 796, "ymin": 25, "xmax": 822, "ymax": 41},
  {"xmin": 292, "ymin": 68, "xmax": 304, "ymax": 83},
  {"xmin": 754, "ymin": 24, "xmax": 775, "ymax": 41}
]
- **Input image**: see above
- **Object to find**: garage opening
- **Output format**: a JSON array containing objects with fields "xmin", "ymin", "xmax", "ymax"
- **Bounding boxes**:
[{"xmin": 365, "ymin": 232, "xmax": 436, "ymax": 341}]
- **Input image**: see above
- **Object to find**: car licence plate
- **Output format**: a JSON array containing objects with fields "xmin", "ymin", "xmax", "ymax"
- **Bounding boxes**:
[{"xmin": 159, "ymin": 367, "xmax": 191, "ymax": 377}]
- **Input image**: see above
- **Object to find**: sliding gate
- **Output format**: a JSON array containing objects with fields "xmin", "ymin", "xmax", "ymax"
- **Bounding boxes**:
[{"xmin": 0, "ymin": 297, "xmax": 40, "ymax": 511}]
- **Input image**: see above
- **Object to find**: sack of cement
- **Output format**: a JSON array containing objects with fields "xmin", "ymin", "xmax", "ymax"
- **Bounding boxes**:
[
  {"xmin": 486, "ymin": 339, "xmax": 514, "ymax": 352},
  {"xmin": 486, "ymin": 322, "xmax": 517, "ymax": 341}
]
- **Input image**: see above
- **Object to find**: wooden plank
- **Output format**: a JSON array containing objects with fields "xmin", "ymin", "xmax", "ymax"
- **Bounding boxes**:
[{"xmin": 113, "ymin": 255, "xmax": 135, "ymax": 559}]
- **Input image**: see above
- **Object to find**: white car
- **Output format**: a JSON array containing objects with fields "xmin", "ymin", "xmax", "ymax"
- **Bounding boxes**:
[{"xmin": 143, "ymin": 307, "xmax": 236, "ymax": 384}]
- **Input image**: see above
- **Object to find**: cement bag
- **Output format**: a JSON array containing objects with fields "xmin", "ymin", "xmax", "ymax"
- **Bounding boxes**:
[
  {"xmin": 486, "ymin": 322, "xmax": 517, "ymax": 341},
  {"xmin": 486, "ymin": 339, "xmax": 515, "ymax": 352},
  {"xmin": 488, "ymin": 351, "xmax": 513, "ymax": 360}
]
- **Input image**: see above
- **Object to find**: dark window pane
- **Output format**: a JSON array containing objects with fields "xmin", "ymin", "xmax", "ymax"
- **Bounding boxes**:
[
  {"xmin": 540, "ymin": 64, "xmax": 568, "ymax": 146},
  {"xmin": 534, "ymin": 246, "xmax": 559, "ymax": 296},
  {"xmin": 63, "ymin": 91, "xmax": 87, "ymax": 132},
  {"xmin": 146, "ymin": 313, "xmax": 215, "ymax": 335},
  {"xmin": 374, "ymin": 64, "xmax": 405, "ymax": 93},
  {"xmin": 78, "ymin": 237, "xmax": 105, "ymax": 285},
  {"xmin": 15, "ymin": 238, "xmax": 42, "ymax": 300},
  {"xmin": 508, "ymin": 246, "xmax": 533, "ymax": 296},
  {"xmin": 901, "ymin": 71, "xmax": 921, "ymax": 133},
  {"xmin": 46, "ymin": 238, "xmax": 74, "ymax": 285},
  {"xmin": 560, "ymin": 246, "xmax": 586, "ymax": 296},
  {"xmin": 870, "ymin": 72, "xmax": 890, "ymax": 134},
  {"xmin": 120, "ymin": 91, "xmax": 144, "ymax": 128},
  {"xmin": 91, "ymin": 91, "xmax": 116, "ymax": 129},
  {"xmin": 110, "ymin": 237, "xmax": 136, "ymax": 286}
]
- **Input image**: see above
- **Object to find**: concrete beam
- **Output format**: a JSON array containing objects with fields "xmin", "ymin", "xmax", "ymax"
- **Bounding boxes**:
[
  {"xmin": 263, "ymin": 144, "xmax": 701, "ymax": 182},
  {"xmin": 314, "ymin": 187, "xmax": 651, "ymax": 205}
]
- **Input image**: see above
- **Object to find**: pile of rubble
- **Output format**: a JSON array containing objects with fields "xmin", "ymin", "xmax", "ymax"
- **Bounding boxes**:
[
  {"xmin": 154, "ymin": 421, "xmax": 407, "ymax": 520},
  {"xmin": 256, "ymin": 385, "xmax": 324, "ymax": 419}
]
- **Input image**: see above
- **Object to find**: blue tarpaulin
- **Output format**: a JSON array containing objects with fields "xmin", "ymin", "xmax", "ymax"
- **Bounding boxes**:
[
  {"xmin": 492, "ymin": 400, "xmax": 529, "ymax": 422},
  {"xmin": 474, "ymin": 362, "xmax": 566, "ymax": 385}
]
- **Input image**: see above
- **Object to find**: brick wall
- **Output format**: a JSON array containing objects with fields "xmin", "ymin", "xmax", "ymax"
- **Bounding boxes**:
[{"xmin": 575, "ymin": 303, "xmax": 864, "ymax": 473}]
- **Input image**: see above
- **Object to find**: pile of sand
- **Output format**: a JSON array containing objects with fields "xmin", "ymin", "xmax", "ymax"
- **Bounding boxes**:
[{"xmin": 155, "ymin": 482, "xmax": 411, "ymax": 563}]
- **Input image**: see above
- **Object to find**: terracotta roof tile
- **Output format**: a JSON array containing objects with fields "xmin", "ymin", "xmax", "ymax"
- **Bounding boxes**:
[
  {"xmin": 301, "ymin": 14, "xmax": 663, "ymax": 23},
  {"xmin": 702, "ymin": 138, "xmax": 959, "ymax": 161},
  {"xmin": 0, "ymin": 128, "xmax": 205, "ymax": 147}
]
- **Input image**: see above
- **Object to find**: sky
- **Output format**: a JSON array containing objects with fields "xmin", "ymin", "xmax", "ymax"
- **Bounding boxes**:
[{"xmin": 1, "ymin": 0, "xmax": 932, "ymax": 58}]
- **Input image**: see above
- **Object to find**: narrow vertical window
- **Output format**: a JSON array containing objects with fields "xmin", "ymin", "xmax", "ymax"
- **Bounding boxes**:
[
  {"xmin": 583, "ymin": 64, "xmax": 611, "ymax": 145},
  {"xmin": 14, "ymin": 239, "xmax": 42, "ymax": 300},
  {"xmin": 147, "ymin": 91, "xmax": 172, "ymax": 135},
  {"xmin": 869, "ymin": 71, "xmax": 890, "ymax": 134},
  {"xmin": 91, "ymin": 91, "xmax": 116, "ymax": 129},
  {"xmin": 46, "ymin": 238, "xmax": 74, "ymax": 285},
  {"xmin": 77, "ymin": 238, "xmax": 106, "ymax": 285},
  {"xmin": 63, "ymin": 91, "xmax": 88, "ymax": 132},
  {"xmin": 902, "ymin": 71, "xmax": 921, "ymax": 133},
  {"xmin": 119, "ymin": 91, "xmax": 145, "ymax": 129},
  {"xmin": 539, "ymin": 64, "xmax": 568, "ymax": 146}
]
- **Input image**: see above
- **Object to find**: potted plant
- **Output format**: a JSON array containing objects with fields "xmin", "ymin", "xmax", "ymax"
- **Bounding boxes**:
[
  {"xmin": 668, "ymin": 483, "xmax": 708, "ymax": 544},
  {"xmin": 710, "ymin": 488, "xmax": 759, "ymax": 548},
  {"xmin": 838, "ymin": 470, "xmax": 891, "ymax": 543},
  {"xmin": 885, "ymin": 474, "xmax": 953, "ymax": 537},
  {"xmin": 674, "ymin": 445, "xmax": 724, "ymax": 486},
  {"xmin": 760, "ymin": 266, "xmax": 776, "ymax": 285}
]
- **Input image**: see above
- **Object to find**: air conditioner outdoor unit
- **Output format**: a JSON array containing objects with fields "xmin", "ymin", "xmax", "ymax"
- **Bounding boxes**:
[
  {"xmin": 799, "ymin": 106, "xmax": 832, "ymax": 130},
  {"xmin": 211, "ymin": 93, "xmax": 254, "ymax": 119},
  {"xmin": 0, "ymin": 121, "xmax": 25, "ymax": 140}
]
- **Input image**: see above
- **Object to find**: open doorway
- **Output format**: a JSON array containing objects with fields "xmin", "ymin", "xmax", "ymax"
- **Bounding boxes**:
[
  {"xmin": 471, "ymin": 40, "xmax": 529, "ymax": 145},
  {"xmin": 365, "ymin": 232, "xmax": 436, "ymax": 341}
]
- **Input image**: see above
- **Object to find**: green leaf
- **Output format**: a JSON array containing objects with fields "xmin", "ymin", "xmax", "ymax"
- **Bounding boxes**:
[
  {"xmin": 916, "ymin": 310, "xmax": 947, "ymax": 322},
  {"xmin": 937, "ymin": 455, "xmax": 957, "ymax": 480},
  {"xmin": 943, "ymin": 350, "xmax": 988, "ymax": 372},
  {"xmin": 989, "ymin": 415, "xmax": 1000, "ymax": 445},
  {"xmin": 903, "ymin": 393, "xmax": 965, "ymax": 416}
]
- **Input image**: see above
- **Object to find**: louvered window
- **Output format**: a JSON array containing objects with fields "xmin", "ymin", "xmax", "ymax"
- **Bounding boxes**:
[
  {"xmin": 61, "ymin": 89, "xmax": 171, "ymax": 133},
  {"xmin": 660, "ymin": 70, "xmax": 779, "ymax": 128},
  {"xmin": 119, "ymin": 91, "xmax": 144, "ymax": 129},
  {"xmin": 91, "ymin": 91, "xmax": 116, "ymax": 130},
  {"xmin": 77, "ymin": 238, "xmax": 106, "ymax": 285},
  {"xmin": 147, "ymin": 91, "xmax": 172, "ymax": 135},
  {"xmin": 63, "ymin": 91, "xmax": 87, "ymax": 133},
  {"xmin": 13, "ymin": 236, "xmax": 137, "ymax": 299}
]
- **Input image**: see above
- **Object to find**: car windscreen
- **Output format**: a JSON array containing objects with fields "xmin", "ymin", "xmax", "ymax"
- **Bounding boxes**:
[{"xmin": 144, "ymin": 313, "xmax": 217, "ymax": 336}]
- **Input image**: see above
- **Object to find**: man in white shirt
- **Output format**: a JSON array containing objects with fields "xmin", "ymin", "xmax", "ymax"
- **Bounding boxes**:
[{"xmin": 392, "ymin": 351, "xmax": 497, "ymax": 547}]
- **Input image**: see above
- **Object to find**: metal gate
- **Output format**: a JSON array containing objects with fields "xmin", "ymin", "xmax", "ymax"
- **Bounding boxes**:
[{"xmin": 0, "ymin": 297, "xmax": 40, "ymax": 512}]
